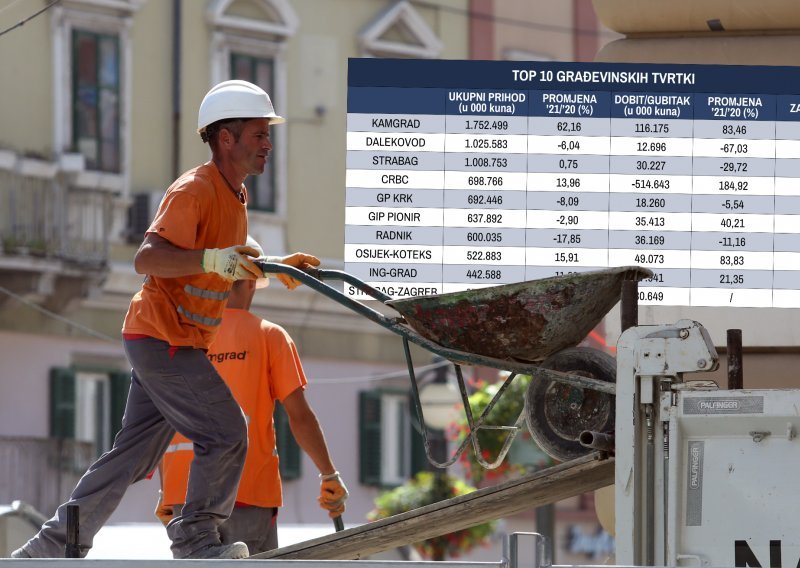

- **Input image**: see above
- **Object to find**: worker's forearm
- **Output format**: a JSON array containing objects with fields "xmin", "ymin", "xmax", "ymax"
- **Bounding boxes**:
[
  {"xmin": 134, "ymin": 236, "xmax": 206, "ymax": 278},
  {"xmin": 288, "ymin": 414, "xmax": 336, "ymax": 476}
]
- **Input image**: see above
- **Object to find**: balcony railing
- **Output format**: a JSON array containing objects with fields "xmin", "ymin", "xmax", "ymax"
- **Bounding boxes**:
[
  {"xmin": 0, "ymin": 168, "xmax": 111, "ymax": 269},
  {"xmin": 0, "ymin": 437, "xmax": 94, "ymax": 517}
]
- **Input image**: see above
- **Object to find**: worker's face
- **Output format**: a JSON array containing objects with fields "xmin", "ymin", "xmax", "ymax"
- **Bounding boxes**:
[{"xmin": 230, "ymin": 118, "xmax": 272, "ymax": 176}]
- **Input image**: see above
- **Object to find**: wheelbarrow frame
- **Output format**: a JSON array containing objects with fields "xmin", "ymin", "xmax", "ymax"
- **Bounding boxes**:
[{"xmin": 256, "ymin": 262, "xmax": 620, "ymax": 470}]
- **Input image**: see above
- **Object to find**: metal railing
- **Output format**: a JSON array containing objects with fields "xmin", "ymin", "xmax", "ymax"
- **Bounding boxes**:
[
  {"xmin": 0, "ymin": 437, "xmax": 94, "ymax": 517},
  {"xmin": 0, "ymin": 170, "xmax": 111, "ymax": 269}
]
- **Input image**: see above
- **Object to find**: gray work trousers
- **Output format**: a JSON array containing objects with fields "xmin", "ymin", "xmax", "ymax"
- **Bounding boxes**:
[
  {"xmin": 21, "ymin": 337, "xmax": 247, "ymax": 559},
  {"xmin": 174, "ymin": 504, "xmax": 278, "ymax": 555}
]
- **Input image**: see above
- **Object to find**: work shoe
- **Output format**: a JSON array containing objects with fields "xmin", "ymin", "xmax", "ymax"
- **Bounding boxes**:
[
  {"xmin": 186, "ymin": 542, "xmax": 249, "ymax": 559},
  {"xmin": 10, "ymin": 547, "xmax": 31, "ymax": 558}
]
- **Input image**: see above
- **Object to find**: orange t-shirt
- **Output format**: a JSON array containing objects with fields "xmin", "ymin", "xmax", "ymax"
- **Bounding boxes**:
[
  {"xmin": 122, "ymin": 163, "xmax": 248, "ymax": 349},
  {"xmin": 160, "ymin": 308, "xmax": 308, "ymax": 508}
]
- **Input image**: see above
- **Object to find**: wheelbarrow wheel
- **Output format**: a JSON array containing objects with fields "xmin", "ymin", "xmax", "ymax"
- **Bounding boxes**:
[{"xmin": 524, "ymin": 347, "xmax": 616, "ymax": 462}]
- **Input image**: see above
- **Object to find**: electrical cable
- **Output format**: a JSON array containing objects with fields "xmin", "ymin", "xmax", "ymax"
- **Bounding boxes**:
[
  {"xmin": 0, "ymin": 284, "xmax": 447, "ymax": 382},
  {"xmin": 0, "ymin": 285, "xmax": 117, "ymax": 343},
  {"xmin": 0, "ymin": 0, "xmax": 61, "ymax": 39},
  {"xmin": 313, "ymin": 359, "xmax": 449, "ymax": 385}
]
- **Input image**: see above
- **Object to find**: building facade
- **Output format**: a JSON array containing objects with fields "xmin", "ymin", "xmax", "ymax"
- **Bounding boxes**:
[
  {"xmin": 0, "ymin": 0, "xmax": 473, "ymax": 529},
  {"xmin": 4, "ymin": 0, "xmax": 751, "ymax": 564}
]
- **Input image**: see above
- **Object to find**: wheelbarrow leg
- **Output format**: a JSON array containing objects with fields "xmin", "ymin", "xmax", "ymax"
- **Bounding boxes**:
[
  {"xmin": 404, "ymin": 339, "xmax": 521, "ymax": 470},
  {"xmin": 455, "ymin": 365, "xmax": 521, "ymax": 469}
]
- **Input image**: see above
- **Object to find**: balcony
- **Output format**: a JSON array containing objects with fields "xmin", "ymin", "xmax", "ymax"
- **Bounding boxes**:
[
  {"xmin": 0, "ymin": 437, "xmax": 94, "ymax": 517},
  {"xmin": 0, "ymin": 154, "xmax": 111, "ymax": 314}
]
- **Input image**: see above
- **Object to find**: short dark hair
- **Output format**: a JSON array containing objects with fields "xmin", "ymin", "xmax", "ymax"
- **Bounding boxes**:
[{"xmin": 201, "ymin": 118, "xmax": 247, "ymax": 145}]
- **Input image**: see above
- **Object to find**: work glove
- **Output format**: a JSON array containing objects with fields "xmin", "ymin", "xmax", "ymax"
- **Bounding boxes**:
[
  {"xmin": 202, "ymin": 245, "xmax": 262, "ymax": 281},
  {"xmin": 154, "ymin": 490, "xmax": 173, "ymax": 527},
  {"xmin": 263, "ymin": 253, "xmax": 321, "ymax": 290},
  {"xmin": 318, "ymin": 471, "xmax": 348, "ymax": 519}
]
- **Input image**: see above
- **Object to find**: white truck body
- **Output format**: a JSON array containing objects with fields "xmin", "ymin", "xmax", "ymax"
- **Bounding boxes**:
[{"xmin": 615, "ymin": 320, "xmax": 800, "ymax": 568}]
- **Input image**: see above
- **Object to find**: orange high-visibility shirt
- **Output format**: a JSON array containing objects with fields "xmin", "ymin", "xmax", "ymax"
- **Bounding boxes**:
[
  {"xmin": 122, "ymin": 163, "xmax": 248, "ymax": 349},
  {"xmin": 160, "ymin": 308, "xmax": 308, "ymax": 507}
]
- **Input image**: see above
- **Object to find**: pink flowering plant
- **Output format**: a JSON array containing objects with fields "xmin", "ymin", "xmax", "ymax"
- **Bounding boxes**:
[{"xmin": 368, "ymin": 471, "xmax": 496, "ymax": 560}]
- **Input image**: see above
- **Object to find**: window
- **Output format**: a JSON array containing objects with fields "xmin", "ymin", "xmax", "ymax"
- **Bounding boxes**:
[
  {"xmin": 274, "ymin": 401, "xmax": 301, "ymax": 480},
  {"xmin": 231, "ymin": 52, "xmax": 277, "ymax": 212},
  {"xmin": 50, "ymin": 367, "xmax": 130, "ymax": 456},
  {"xmin": 359, "ymin": 390, "xmax": 427, "ymax": 487},
  {"xmin": 209, "ymin": 0, "xmax": 298, "ymax": 221},
  {"xmin": 72, "ymin": 30, "xmax": 121, "ymax": 173},
  {"xmin": 52, "ymin": 2, "xmax": 135, "ymax": 191},
  {"xmin": 75, "ymin": 371, "xmax": 112, "ymax": 453}
]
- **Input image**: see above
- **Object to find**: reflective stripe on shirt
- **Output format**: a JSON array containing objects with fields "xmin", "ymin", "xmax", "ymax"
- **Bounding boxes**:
[
  {"xmin": 177, "ymin": 305, "xmax": 222, "ymax": 327},
  {"xmin": 184, "ymin": 284, "xmax": 229, "ymax": 301}
]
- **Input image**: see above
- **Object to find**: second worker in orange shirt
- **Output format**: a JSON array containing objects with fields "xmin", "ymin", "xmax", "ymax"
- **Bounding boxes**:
[{"xmin": 155, "ymin": 252, "xmax": 347, "ymax": 554}]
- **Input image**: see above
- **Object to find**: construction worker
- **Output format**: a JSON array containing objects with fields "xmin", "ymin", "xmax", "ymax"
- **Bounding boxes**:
[
  {"xmin": 154, "ymin": 259, "xmax": 348, "ymax": 555},
  {"xmin": 11, "ymin": 80, "xmax": 320, "ymax": 560}
]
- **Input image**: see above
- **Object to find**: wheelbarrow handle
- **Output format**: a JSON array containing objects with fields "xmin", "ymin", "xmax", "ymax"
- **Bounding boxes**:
[{"xmin": 255, "ymin": 261, "xmax": 394, "ymax": 302}]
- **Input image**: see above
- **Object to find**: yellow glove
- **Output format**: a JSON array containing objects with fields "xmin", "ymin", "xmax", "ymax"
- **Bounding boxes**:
[
  {"xmin": 202, "ymin": 245, "xmax": 262, "ymax": 281},
  {"xmin": 318, "ymin": 471, "xmax": 348, "ymax": 519},
  {"xmin": 264, "ymin": 253, "xmax": 321, "ymax": 290},
  {"xmin": 154, "ymin": 491, "xmax": 173, "ymax": 527}
]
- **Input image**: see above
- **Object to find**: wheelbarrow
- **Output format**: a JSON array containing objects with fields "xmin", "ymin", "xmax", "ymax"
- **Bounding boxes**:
[{"xmin": 255, "ymin": 261, "xmax": 652, "ymax": 467}]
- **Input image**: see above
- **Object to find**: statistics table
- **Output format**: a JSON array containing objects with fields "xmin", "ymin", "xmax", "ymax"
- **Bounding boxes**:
[{"xmin": 344, "ymin": 59, "xmax": 800, "ymax": 307}]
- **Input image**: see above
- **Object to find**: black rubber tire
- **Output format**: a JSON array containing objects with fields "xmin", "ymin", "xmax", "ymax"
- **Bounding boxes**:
[{"xmin": 524, "ymin": 347, "xmax": 616, "ymax": 462}]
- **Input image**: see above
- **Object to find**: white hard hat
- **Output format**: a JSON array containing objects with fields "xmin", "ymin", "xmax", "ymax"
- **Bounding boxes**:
[{"xmin": 197, "ymin": 80, "xmax": 285, "ymax": 135}]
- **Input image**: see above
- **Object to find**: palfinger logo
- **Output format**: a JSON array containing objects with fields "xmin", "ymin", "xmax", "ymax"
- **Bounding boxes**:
[
  {"xmin": 689, "ymin": 445, "xmax": 701, "ymax": 489},
  {"xmin": 686, "ymin": 441, "xmax": 704, "ymax": 526}
]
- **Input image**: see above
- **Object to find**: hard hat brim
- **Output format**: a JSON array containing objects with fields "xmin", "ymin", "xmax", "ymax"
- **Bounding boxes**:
[{"xmin": 197, "ymin": 114, "xmax": 285, "ymax": 134}]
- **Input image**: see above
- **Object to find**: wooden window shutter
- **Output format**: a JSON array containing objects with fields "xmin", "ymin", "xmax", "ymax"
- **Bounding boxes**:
[
  {"xmin": 359, "ymin": 390, "xmax": 382, "ymax": 486},
  {"xmin": 274, "ymin": 401, "xmax": 301, "ymax": 480},
  {"xmin": 49, "ymin": 367, "xmax": 76, "ymax": 439}
]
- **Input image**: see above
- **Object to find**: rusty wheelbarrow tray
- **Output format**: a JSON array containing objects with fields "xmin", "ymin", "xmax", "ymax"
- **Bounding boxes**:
[
  {"xmin": 385, "ymin": 267, "xmax": 651, "ymax": 364},
  {"xmin": 256, "ymin": 262, "xmax": 652, "ymax": 469}
]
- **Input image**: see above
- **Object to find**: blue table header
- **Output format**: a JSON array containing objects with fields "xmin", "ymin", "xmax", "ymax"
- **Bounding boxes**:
[{"xmin": 348, "ymin": 58, "xmax": 800, "ymax": 93}]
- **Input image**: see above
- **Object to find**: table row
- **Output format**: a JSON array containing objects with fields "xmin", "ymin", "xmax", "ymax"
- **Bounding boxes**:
[
  {"xmin": 347, "ymin": 174, "xmax": 785, "ymax": 194},
  {"xmin": 349, "ymin": 115, "xmax": 800, "ymax": 138},
  {"xmin": 345, "ymin": 156, "xmax": 800, "ymax": 179},
  {"xmin": 346, "ymin": 207, "xmax": 800, "ymax": 233},
  {"xmin": 348, "ymin": 133, "xmax": 800, "ymax": 158},
  {"xmin": 345, "ymin": 244, "xmax": 800, "ymax": 273},
  {"xmin": 348, "ymin": 89, "xmax": 800, "ymax": 121},
  {"xmin": 346, "ymin": 226, "xmax": 797, "ymax": 250},
  {"xmin": 344, "ymin": 278, "xmax": 800, "ymax": 308},
  {"xmin": 347, "ymin": 188, "xmax": 800, "ymax": 212}
]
